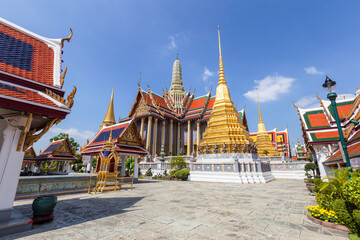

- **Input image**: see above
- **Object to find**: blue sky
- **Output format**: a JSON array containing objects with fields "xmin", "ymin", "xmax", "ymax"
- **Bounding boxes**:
[{"xmin": 2, "ymin": 1, "xmax": 360, "ymax": 153}]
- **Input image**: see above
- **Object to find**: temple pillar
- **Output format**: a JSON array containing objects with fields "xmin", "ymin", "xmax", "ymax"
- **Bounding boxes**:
[
  {"xmin": 196, "ymin": 121, "xmax": 200, "ymax": 148},
  {"xmin": 140, "ymin": 118, "xmax": 145, "ymax": 138},
  {"xmin": 146, "ymin": 116, "xmax": 152, "ymax": 151},
  {"xmin": 0, "ymin": 116, "xmax": 31, "ymax": 222},
  {"xmin": 65, "ymin": 162, "xmax": 71, "ymax": 173},
  {"xmin": 55, "ymin": 161, "xmax": 60, "ymax": 172},
  {"xmin": 169, "ymin": 119, "xmax": 173, "ymax": 155},
  {"xmin": 134, "ymin": 156, "xmax": 139, "ymax": 179},
  {"xmin": 177, "ymin": 122, "xmax": 181, "ymax": 155},
  {"xmin": 152, "ymin": 118, "xmax": 158, "ymax": 158},
  {"xmin": 187, "ymin": 120, "xmax": 191, "ymax": 156},
  {"xmin": 121, "ymin": 156, "xmax": 126, "ymax": 176},
  {"xmin": 161, "ymin": 120, "xmax": 166, "ymax": 149}
]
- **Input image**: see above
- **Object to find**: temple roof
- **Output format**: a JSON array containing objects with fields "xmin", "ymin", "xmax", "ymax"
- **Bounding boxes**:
[
  {"xmin": 81, "ymin": 119, "xmax": 147, "ymax": 156},
  {"xmin": 294, "ymin": 91, "xmax": 360, "ymax": 144},
  {"xmin": 0, "ymin": 17, "xmax": 75, "ymax": 134},
  {"xmin": 324, "ymin": 141, "xmax": 360, "ymax": 165},
  {"xmin": 36, "ymin": 138, "xmax": 77, "ymax": 161}
]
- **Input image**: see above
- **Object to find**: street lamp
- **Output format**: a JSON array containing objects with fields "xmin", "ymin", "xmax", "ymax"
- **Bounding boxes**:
[{"xmin": 322, "ymin": 76, "xmax": 352, "ymax": 172}]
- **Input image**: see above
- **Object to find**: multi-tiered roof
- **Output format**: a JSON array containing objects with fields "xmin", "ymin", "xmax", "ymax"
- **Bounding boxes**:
[{"xmin": 294, "ymin": 89, "xmax": 360, "ymax": 167}]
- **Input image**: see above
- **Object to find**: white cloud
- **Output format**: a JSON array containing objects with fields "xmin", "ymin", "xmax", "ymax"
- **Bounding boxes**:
[
  {"xmin": 304, "ymin": 66, "xmax": 323, "ymax": 75},
  {"xmin": 244, "ymin": 75, "xmax": 295, "ymax": 102},
  {"xmin": 50, "ymin": 127, "xmax": 95, "ymax": 141},
  {"xmin": 167, "ymin": 35, "xmax": 177, "ymax": 50},
  {"xmin": 295, "ymin": 96, "xmax": 319, "ymax": 108},
  {"xmin": 202, "ymin": 67, "xmax": 214, "ymax": 81}
]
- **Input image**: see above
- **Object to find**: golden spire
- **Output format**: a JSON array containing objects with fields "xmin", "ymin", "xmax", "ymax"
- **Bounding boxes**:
[
  {"xmin": 218, "ymin": 25, "xmax": 226, "ymax": 85},
  {"xmin": 199, "ymin": 26, "xmax": 254, "ymax": 153},
  {"xmin": 101, "ymin": 88, "xmax": 116, "ymax": 128},
  {"xmin": 256, "ymin": 89, "xmax": 263, "ymax": 124}
]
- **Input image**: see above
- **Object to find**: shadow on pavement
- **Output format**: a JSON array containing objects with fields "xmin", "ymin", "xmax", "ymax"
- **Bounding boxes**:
[{"xmin": 6, "ymin": 196, "xmax": 143, "ymax": 239}]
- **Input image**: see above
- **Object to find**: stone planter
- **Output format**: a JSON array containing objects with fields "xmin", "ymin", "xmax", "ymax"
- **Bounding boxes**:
[
  {"xmin": 32, "ymin": 195, "xmax": 57, "ymax": 224},
  {"xmin": 306, "ymin": 212, "xmax": 350, "ymax": 232}
]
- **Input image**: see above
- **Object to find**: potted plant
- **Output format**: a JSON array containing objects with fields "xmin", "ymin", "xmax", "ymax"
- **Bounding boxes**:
[{"xmin": 32, "ymin": 195, "xmax": 57, "ymax": 224}]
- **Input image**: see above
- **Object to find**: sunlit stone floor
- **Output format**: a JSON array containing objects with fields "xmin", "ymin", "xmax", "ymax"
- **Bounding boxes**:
[{"xmin": 5, "ymin": 179, "xmax": 348, "ymax": 240}]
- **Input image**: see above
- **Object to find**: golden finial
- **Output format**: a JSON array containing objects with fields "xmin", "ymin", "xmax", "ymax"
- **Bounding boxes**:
[
  {"xmin": 218, "ymin": 25, "xmax": 226, "ymax": 84},
  {"xmin": 60, "ymin": 66, "xmax": 67, "ymax": 88},
  {"xmin": 108, "ymin": 130, "xmax": 113, "ymax": 143},
  {"xmin": 256, "ymin": 88, "xmax": 263, "ymax": 123},
  {"xmin": 61, "ymin": 28, "xmax": 73, "ymax": 48},
  {"xmin": 101, "ymin": 88, "xmax": 116, "ymax": 127}
]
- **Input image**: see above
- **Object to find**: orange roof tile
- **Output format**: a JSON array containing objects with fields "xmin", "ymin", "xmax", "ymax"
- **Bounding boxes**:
[
  {"xmin": 308, "ymin": 113, "xmax": 329, "ymax": 127},
  {"xmin": 189, "ymin": 97, "xmax": 207, "ymax": 110},
  {"xmin": 314, "ymin": 131, "xmax": 339, "ymax": 139}
]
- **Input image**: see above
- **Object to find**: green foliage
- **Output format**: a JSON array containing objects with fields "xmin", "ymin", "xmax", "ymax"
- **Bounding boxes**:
[
  {"xmin": 145, "ymin": 168, "xmax": 153, "ymax": 176},
  {"xmin": 92, "ymin": 158, "xmax": 97, "ymax": 169},
  {"xmin": 163, "ymin": 169, "xmax": 168, "ymax": 176},
  {"xmin": 343, "ymin": 178, "xmax": 360, "ymax": 208},
  {"xmin": 170, "ymin": 170, "xmax": 178, "ymax": 176},
  {"xmin": 314, "ymin": 178, "xmax": 323, "ymax": 193},
  {"xmin": 349, "ymin": 233, "xmax": 360, "ymax": 240},
  {"xmin": 126, "ymin": 157, "xmax": 135, "ymax": 175},
  {"xmin": 49, "ymin": 133, "xmax": 80, "ymax": 151},
  {"xmin": 304, "ymin": 162, "xmax": 318, "ymax": 177},
  {"xmin": 174, "ymin": 168, "xmax": 190, "ymax": 180},
  {"xmin": 333, "ymin": 199, "xmax": 360, "ymax": 235},
  {"xmin": 263, "ymin": 150, "xmax": 269, "ymax": 156},
  {"xmin": 170, "ymin": 157, "xmax": 186, "ymax": 170},
  {"xmin": 306, "ymin": 155, "xmax": 313, "ymax": 162},
  {"xmin": 313, "ymin": 167, "xmax": 360, "ymax": 235}
]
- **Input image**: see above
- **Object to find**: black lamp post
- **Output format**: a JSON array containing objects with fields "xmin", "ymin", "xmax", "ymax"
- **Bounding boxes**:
[{"xmin": 322, "ymin": 76, "xmax": 352, "ymax": 172}]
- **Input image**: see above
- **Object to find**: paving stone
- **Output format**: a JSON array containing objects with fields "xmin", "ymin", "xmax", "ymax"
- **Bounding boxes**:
[{"xmin": 6, "ymin": 179, "xmax": 349, "ymax": 240}]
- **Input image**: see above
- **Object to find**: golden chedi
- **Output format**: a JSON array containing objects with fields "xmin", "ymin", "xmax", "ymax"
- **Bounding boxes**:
[
  {"xmin": 199, "ymin": 27, "xmax": 254, "ymax": 154},
  {"xmin": 255, "ymin": 92, "xmax": 279, "ymax": 157}
]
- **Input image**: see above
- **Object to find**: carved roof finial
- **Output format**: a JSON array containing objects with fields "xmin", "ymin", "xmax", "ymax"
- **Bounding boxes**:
[{"xmin": 61, "ymin": 28, "xmax": 73, "ymax": 48}]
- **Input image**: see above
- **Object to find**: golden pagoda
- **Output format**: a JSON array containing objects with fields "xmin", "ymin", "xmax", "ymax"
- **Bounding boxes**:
[
  {"xmin": 100, "ymin": 88, "xmax": 116, "ymax": 129},
  {"xmin": 199, "ymin": 27, "xmax": 254, "ymax": 154},
  {"xmin": 255, "ymin": 91, "xmax": 279, "ymax": 157}
]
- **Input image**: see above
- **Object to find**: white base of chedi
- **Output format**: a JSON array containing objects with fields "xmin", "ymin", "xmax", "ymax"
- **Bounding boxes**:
[{"xmin": 189, "ymin": 153, "xmax": 275, "ymax": 183}]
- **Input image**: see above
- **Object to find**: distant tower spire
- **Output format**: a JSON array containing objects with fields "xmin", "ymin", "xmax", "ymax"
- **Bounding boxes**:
[
  {"xmin": 101, "ymin": 88, "xmax": 116, "ymax": 128},
  {"xmin": 169, "ymin": 54, "xmax": 186, "ymax": 113}
]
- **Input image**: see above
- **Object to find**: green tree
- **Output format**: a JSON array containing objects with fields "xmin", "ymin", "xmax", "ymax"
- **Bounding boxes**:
[
  {"xmin": 126, "ymin": 157, "xmax": 135, "ymax": 175},
  {"xmin": 170, "ymin": 156, "xmax": 186, "ymax": 170},
  {"xmin": 49, "ymin": 133, "xmax": 80, "ymax": 151}
]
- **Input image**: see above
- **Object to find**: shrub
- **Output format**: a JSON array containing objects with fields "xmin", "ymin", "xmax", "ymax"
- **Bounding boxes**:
[
  {"xmin": 314, "ymin": 178, "xmax": 323, "ymax": 193},
  {"xmin": 145, "ymin": 168, "xmax": 153, "ymax": 176},
  {"xmin": 343, "ymin": 178, "xmax": 360, "ymax": 208},
  {"xmin": 333, "ymin": 199, "xmax": 360, "ymax": 235},
  {"xmin": 177, "ymin": 168, "xmax": 190, "ymax": 180},
  {"xmin": 170, "ymin": 157, "xmax": 186, "ymax": 170},
  {"xmin": 170, "ymin": 170, "xmax": 178, "ymax": 176},
  {"xmin": 304, "ymin": 162, "xmax": 318, "ymax": 177},
  {"xmin": 126, "ymin": 157, "xmax": 135, "ymax": 175},
  {"xmin": 163, "ymin": 169, "xmax": 168, "ymax": 176}
]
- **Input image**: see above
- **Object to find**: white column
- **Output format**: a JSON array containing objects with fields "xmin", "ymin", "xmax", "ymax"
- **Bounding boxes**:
[
  {"xmin": 121, "ymin": 156, "xmax": 126, "ymax": 176},
  {"xmin": 56, "ymin": 161, "xmax": 61, "ymax": 172},
  {"xmin": 0, "ymin": 116, "xmax": 30, "ymax": 222},
  {"xmin": 30, "ymin": 163, "xmax": 35, "ymax": 172},
  {"xmin": 65, "ymin": 162, "xmax": 71, "ymax": 173},
  {"xmin": 134, "ymin": 156, "xmax": 139, "ymax": 178}
]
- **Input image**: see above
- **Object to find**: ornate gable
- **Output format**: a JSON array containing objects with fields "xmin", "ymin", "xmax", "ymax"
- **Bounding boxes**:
[
  {"xmin": 129, "ymin": 88, "xmax": 150, "ymax": 117},
  {"xmin": 118, "ymin": 122, "xmax": 145, "ymax": 147},
  {"xmin": 52, "ymin": 138, "xmax": 75, "ymax": 155},
  {"xmin": 24, "ymin": 147, "xmax": 37, "ymax": 159}
]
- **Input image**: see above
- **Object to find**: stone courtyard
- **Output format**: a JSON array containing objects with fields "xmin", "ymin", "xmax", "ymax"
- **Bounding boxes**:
[{"xmin": 5, "ymin": 180, "xmax": 348, "ymax": 240}]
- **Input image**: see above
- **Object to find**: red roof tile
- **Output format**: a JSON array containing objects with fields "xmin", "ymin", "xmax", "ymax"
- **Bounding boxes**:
[
  {"xmin": 189, "ymin": 96, "xmax": 207, "ymax": 110},
  {"xmin": 0, "ymin": 23, "xmax": 55, "ymax": 86}
]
